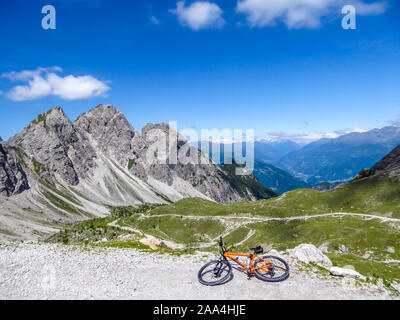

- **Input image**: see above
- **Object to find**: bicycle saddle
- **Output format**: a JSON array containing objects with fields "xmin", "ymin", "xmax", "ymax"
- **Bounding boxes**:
[{"xmin": 250, "ymin": 246, "xmax": 263, "ymax": 254}]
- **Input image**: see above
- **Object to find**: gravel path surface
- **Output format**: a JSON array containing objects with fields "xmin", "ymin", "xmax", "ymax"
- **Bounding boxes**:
[{"xmin": 0, "ymin": 243, "xmax": 397, "ymax": 300}]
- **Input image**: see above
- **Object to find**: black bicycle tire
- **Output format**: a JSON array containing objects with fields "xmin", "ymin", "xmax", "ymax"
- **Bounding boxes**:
[
  {"xmin": 198, "ymin": 259, "xmax": 232, "ymax": 286},
  {"xmin": 253, "ymin": 255, "xmax": 290, "ymax": 282}
]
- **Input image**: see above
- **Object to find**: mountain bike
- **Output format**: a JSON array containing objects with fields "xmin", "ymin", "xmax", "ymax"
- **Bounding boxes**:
[{"xmin": 198, "ymin": 237, "xmax": 290, "ymax": 286}]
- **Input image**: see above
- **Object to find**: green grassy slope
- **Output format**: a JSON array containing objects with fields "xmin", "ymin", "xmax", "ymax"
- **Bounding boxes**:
[
  {"xmin": 149, "ymin": 173, "xmax": 400, "ymax": 218},
  {"xmin": 119, "ymin": 215, "xmax": 225, "ymax": 245}
]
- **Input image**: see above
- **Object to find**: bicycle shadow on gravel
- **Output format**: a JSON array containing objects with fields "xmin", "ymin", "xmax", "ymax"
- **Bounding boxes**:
[
  {"xmin": 219, "ymin": 272, "xmax": 235, "ymax": 285},
  {"xmin": 231, "ymin": 265, "xmax": 258, "ymax": 281},
  {"xmin": 206, "ymin": 265, "xmax": 270, "ymax": 286},
  {"xmin": 209, "ymin": 262, "xmax": 291, "ymax": 286},
  {"xmin": 209, "ymin": 265, "xmax": 252, "ymax": 286}
]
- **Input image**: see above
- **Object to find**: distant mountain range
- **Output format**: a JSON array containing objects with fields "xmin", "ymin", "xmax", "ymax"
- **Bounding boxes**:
[
  {"xmin": 0, "ymin": 105, "xmax": 276, "ymax": 240},
  {"xmin": 253, "ymin": 140, "xmax": 301, "ymax": 164},
  {"xmin": 278, "ymin": 126, "xmax": 400, "ymax": 184},
  {"xmin": 245, "ymin": 144, "xmax": 400, "ymax": 219},
  {"xmin": 194, "ymin": 140, "xmax": 301, "ymax": 166},
  {"xmin": 194, "ymin": 141, "xmax": 308, "ymax": 193},
  {"xmin": 195, "ymin": 126, "xmax": 400, "ymax": 191}
]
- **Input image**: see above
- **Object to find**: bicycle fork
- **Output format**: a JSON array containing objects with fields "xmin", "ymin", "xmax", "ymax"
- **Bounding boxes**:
[{"xmin": 213, "ymin": 260, "xmax": 224, "ymax": 277}]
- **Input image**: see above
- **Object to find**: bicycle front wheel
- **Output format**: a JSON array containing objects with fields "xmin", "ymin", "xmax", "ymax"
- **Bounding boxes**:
[
  {"xmin": 253, "ymin": 255, "xmax": 290, "ymax": 282},
  {"xmin": 198, "ymin": 259, "xmax": 232, "ymax": 286}
]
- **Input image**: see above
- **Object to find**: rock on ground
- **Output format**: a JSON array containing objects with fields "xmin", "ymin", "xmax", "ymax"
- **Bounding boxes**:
[
  {"xmin": 385, "ymin": 247, "xmax": 395, "ymax": 254},
  {"xmin": 330, "ymin": 267, "xmax": 366, "ymax": 280},
  {"xmin": 289, "ymin": 243, "xmax": 333, "ymax": 269}
]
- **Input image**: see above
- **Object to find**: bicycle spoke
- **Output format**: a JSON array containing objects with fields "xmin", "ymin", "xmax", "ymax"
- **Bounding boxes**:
[
  {"xmin": 272, "ymin": 265, "xmax": 287, "ymax": 271},
  {"xmin": 253, "ymin": 256, "xmax": 290, "ymax": 282},
  {"xmin": 200, "ymin": 261, "xmax": 231, "ymax": 284}
]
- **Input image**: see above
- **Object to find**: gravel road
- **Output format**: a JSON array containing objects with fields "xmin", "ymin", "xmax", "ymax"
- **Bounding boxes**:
[{"xmin": 0, "ymin": 243, "xmax": 397, "ymax": 300}]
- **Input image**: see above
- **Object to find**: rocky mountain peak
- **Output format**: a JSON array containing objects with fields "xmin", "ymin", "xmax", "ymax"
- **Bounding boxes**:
[
  {"xmin": 74, "ymin": 104, "xmax": 135, "ymax": 135},
  {"xmin": 142, "ymin": 122, "xmax": 170, "ymax": 134},
  {"xmin": 6, "ymin": 105, "xmax": 97, "ymax": 187},
  {"xmin": 74, "ymin": 104, "xmax": 142, "ymax": 168},
  {"xmin": 75, "ymin": 104, "xmax": 118, "ymax": 122}
]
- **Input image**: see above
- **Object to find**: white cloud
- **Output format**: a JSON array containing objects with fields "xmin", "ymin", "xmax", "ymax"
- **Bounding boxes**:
[
  {"xmin": 170, "ymin": 1, "xmax": 226, "ymax": 30},
  {"xmin": 236, "ymin": 0, "xmax": 388, "ymax": 29},
  {"xmin": 47, "ymin": 73, "xmax": 110, "ymax": 100},
  {"xmin": 1, "ymin": 67, "xmax": 110, "ymax": 101},
  {"xmin": 7, "ymin": 76, "xmax": 52, "ymax": 101},
  {"xmin": 150, "ymin": 15, "xmax": 160, "ymax": 25},
  {"xmin": 2, "ymin": 66, "xmax": 62, "ymax": 81}
]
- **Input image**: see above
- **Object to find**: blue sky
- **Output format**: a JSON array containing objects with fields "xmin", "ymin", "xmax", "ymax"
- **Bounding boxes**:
[{"xmin": 0, "ymin": 0, "xmax": 399, "ymax": 141}]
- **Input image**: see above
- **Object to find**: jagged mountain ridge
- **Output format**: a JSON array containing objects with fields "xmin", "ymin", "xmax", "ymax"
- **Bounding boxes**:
[{"xmin": 0, "ymin": 105, "xmax": 275, "ymax": 240}]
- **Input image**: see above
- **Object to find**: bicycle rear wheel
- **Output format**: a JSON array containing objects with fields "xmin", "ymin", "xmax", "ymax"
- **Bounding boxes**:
[
  {"xmin": 198, "ymin": 259, "xmax": 232, "ymax": 286},
  {"xmin": 253, "ymin": 255, "xmax": 290, "ymax": 282}
]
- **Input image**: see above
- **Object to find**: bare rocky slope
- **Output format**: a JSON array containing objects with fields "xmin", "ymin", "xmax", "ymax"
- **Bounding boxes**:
[
  {"xmin": 357, "ymin": 144, "xmax": 400, "ymax": 179},
  {"xmin": 0, "ymin": 105, "xmax": 274, "ymax": 241}
]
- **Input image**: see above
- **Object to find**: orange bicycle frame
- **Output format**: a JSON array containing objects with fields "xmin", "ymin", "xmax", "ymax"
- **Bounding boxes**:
[{"xmin": 223, "ymin": 252, "xmax": 272, "ymax": 274}]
